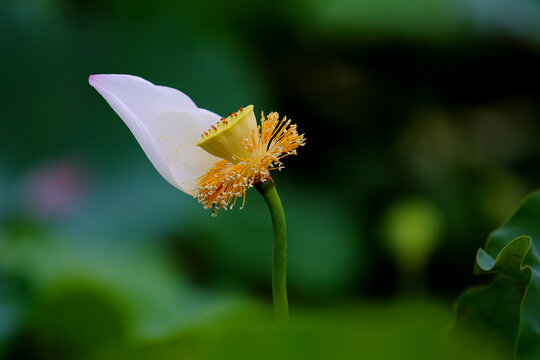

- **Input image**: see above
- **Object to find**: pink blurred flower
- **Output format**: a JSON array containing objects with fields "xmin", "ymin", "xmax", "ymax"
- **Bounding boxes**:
[{"xmin": 23, "ymin": 159, "xmax": 89, "ymax": 219}]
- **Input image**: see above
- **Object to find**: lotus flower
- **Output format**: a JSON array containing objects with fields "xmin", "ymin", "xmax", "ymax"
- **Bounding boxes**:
[{"xmin": 89, "ymin": 74, "xmax": 305, "ymax": 215}]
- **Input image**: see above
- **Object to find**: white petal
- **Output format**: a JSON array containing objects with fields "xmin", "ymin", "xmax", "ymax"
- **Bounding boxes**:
[
  {"xmin": 89, "ymin": 74, "xmax": 221, "ymax": 195},
  {"xmin": 198, "ymin": 108, "xmax": 222, "ymax": 125}
]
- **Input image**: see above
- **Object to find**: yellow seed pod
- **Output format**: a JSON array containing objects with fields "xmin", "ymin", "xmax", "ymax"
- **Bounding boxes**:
[{"xmin": 197, "ymin": 105, "xmax": 257, "ymax": 164}]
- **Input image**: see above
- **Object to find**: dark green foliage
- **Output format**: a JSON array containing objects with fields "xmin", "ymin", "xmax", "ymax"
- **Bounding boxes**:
[{"xmin": 455, "ymin": 191, "xmax": 540, "ymax": 359}]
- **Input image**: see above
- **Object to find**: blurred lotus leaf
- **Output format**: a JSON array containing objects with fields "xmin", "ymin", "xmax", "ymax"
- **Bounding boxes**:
[
  {"xmin": 0, "ymin": 232, "xmax": 247, "ymax": 359},
  {"xmin": 99, "ymin": 301, "xmax": 503, "ymax": 360}
]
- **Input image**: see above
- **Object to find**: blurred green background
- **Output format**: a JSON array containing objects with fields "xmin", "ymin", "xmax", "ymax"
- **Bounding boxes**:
[{"xmin": 1, "ymin": 0, "xmax": 540, "ymax": 358}]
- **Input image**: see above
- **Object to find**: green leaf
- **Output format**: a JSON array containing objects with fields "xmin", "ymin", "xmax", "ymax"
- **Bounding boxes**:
[
  {"xmin": 455, "ymin": 190, "xmax": 540, "ymax": 359},
  {"xmin": 0, "ymin": 232, "xmax": 246, "ymax": 357},
  {"xmin": 100, "ymin": 302, "xmax": 503, "ymax": 360}
]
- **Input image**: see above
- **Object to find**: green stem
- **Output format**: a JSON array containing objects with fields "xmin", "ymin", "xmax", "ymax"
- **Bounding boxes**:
[{"xmin": 256, "ymin": 179, "xmax": 289, "ymax": 321}]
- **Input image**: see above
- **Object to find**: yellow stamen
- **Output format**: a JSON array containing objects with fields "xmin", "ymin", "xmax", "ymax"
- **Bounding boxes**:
[{"xmin": 194, "ymin": 109, "xmax": 305, "ymax": 216}]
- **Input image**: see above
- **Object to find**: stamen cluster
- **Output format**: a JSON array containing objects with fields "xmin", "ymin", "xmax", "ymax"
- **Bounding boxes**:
[{"xmin": 194, "ymin": 111, "xmax": 305, "ymax": 216}]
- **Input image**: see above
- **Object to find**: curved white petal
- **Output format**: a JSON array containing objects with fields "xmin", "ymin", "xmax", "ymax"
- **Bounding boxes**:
[
  {"xmin": 89, "ymin": 74, "xmax": 221, "ymax": 195},
  {"xmin": 198, "ymin": 108, "xmax": 222, "ymax": 125}
]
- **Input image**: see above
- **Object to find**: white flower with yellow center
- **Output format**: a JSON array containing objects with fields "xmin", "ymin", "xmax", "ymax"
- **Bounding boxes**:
[{"xmin": 89, "ymin": 74, "xmax": 305, "ymax": 215}]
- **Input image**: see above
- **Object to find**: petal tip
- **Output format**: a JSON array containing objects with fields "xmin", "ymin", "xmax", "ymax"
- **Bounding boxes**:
[{"xmin": 88, "ymin": 74, "xmax": 100, "ymax": 86}]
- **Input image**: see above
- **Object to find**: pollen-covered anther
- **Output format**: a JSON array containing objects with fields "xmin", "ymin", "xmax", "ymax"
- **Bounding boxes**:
[{"xmin": 194, "ymin": 107, "xmax": 306, "ymax": 216}]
